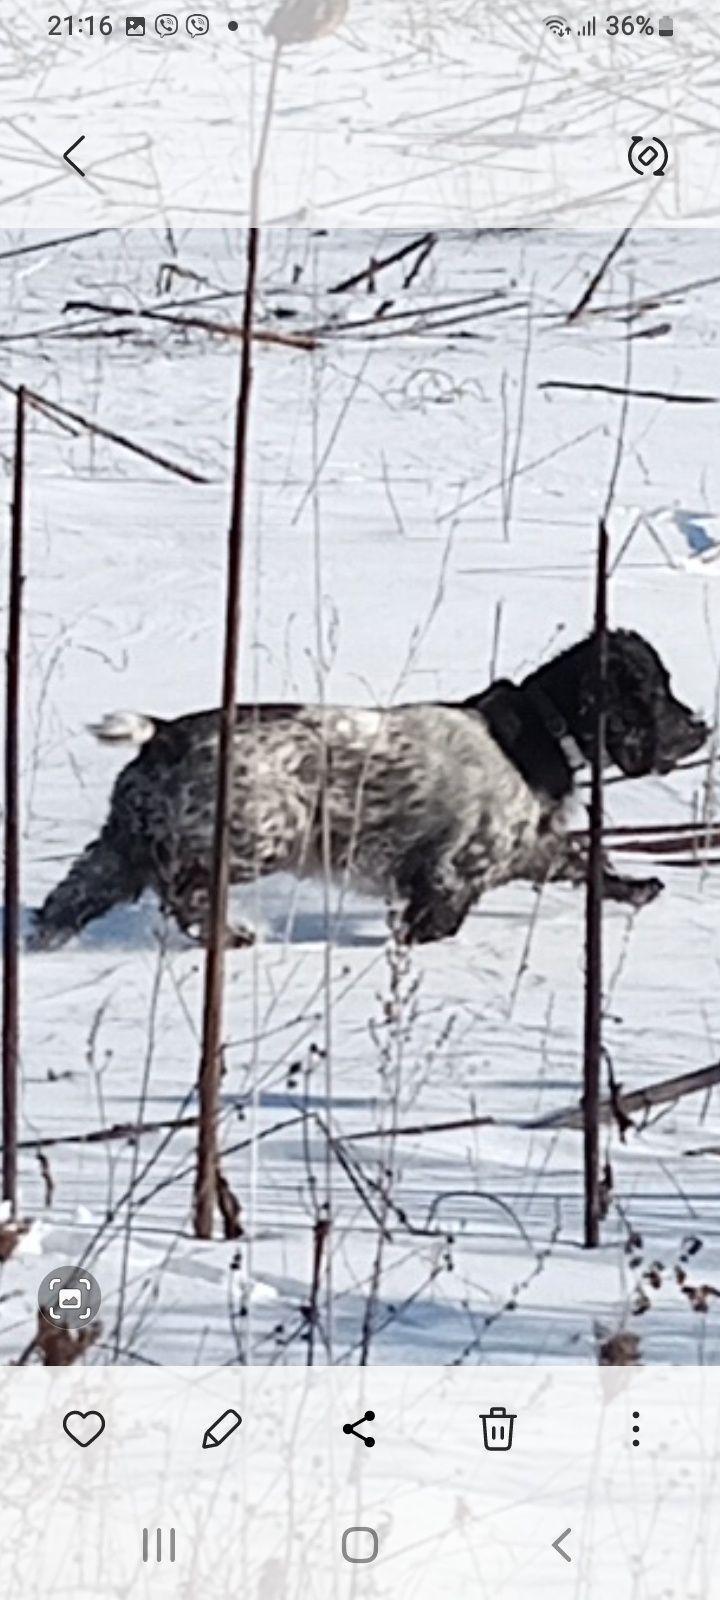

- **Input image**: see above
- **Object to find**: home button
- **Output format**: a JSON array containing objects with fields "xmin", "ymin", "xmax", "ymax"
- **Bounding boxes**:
[{"xmin": 341, "ymin": 1526, "xmax": 379, "ymax": 1564}]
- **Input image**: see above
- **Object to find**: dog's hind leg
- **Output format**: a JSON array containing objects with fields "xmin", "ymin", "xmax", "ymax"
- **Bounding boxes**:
[{"xmin": 29, "ymin": 829, "xmax": 146, "ymax": 950}]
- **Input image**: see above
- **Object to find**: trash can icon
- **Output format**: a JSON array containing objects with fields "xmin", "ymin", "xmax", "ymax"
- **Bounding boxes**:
[{"xmin": 480, "ymin": 1405, "xmax": 516, "ymax": 1451}]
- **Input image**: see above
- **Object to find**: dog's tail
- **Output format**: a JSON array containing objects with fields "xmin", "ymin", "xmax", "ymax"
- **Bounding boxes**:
[{"xmin": 88, "ymin": 710, "xmax": 157, "ymax": 746}]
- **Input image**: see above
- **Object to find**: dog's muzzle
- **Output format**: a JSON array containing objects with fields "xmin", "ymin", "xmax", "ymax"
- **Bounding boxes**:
[{"xmin": 655, "ymin": 711, "xmax": 709, "ymax": 774}]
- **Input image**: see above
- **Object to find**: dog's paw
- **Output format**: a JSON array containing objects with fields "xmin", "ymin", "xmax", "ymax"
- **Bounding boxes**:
[
  {"xmin": 25, "ymin": 915, "xmax": 69, "ymax": 952},
  {"xmin": 182, "ymin": 919, "xmax": 256, "ymax": 950},
  {"xmin": 633, "ymin": 883, "xmax": 665, "ymax": 908},
  {"xmin": 226, "ymin": 923, "xmax": 256, "ymax": 950},
  {"xmin": 622, "ymin": 875, "xmax": 664, "ymax": 909},
  {"xmin": 601, "ymin": 872, "xmax": 664, "ymax": 908}
]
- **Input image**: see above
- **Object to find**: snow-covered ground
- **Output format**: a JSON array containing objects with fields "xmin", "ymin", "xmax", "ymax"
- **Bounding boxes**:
[{"xmin": 1, "ymin": 227, "xmax": 720, "ymax": 1367}]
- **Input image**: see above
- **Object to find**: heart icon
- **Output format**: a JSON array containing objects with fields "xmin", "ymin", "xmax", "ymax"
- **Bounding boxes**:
[{"xmin": 62, "ymin": 1409, "xmax": 106, "ymax": 1448}]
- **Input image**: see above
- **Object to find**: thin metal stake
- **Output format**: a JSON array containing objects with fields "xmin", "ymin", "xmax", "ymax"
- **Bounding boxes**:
[
  {"xmin": 192, "ymin": 229, "xmax": 260, "ymax": 1239},
  {"xmin": 2, "ymin": 386, "xmax": 26, "ymax": 1215},
  {"xmin": 583, "ymin": 517, "xmax": 609, "ymax": 1249}
]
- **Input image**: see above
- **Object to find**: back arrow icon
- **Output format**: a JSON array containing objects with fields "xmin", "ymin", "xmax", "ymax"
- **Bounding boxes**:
[
  {"xmin": 63, "ymin": 136, "xmax": 86, "ymax": 178},
  {"xmin": 552, "ymin": 1527, "xmax": 572, "ymax": 1563}
]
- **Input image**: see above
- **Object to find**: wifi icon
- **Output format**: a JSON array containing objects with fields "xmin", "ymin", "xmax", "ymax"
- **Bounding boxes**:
[{"xmin": 544, "ymin": 14, "xmax": 571, "ymax": 34}]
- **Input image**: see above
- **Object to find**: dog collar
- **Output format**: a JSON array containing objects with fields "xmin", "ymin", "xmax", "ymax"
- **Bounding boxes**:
[
  {"xmin": 463, "ymin": 679, "xmax": 582, "ymax": 803},
  {"xmin": 523, "ymin": 683, "xmax": 587, "ymax": 775}
]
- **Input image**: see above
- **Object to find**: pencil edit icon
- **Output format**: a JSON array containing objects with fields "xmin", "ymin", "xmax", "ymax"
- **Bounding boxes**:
[{"xmin": 202, "ymin": 1407, "xmax": 242, "ymax": 1449}]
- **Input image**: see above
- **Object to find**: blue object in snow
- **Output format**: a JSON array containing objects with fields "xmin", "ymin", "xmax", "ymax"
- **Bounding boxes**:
[{"xmin": 673, "ymin": 509, "xmax": 719, "ymax": 557}]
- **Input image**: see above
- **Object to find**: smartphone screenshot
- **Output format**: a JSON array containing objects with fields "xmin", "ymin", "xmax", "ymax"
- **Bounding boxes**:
[{"xmin": 1, "ymin": 3, "xmax": 719, "ymax": 1594}]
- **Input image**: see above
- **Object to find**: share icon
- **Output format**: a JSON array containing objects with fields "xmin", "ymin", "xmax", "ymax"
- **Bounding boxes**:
[{"xmin": 342, "ymin": 1410, "xmax": 376, "ymax": 1447}]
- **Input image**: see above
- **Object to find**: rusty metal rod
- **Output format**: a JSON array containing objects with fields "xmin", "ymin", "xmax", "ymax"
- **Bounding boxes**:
[
  {"xmin": 2, "ymin": 386, "xmax": 26, "ymax": 1214},
  {"xmin": 192, "ymin": 229, "xmax": 261, "ymax": 1239},
  {"xmin": 583, "ymin": 517, "xmax": 609, "ymax": 1249}
]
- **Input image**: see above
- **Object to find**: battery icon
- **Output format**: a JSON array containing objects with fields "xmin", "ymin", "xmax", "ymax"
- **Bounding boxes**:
[{"xmin": 658, "ymin": 14, "xmax": 674, "ymax": 35}]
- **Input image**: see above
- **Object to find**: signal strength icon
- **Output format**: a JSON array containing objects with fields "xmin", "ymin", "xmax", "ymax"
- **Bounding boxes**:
[
  {"xmin": 544, "ymin": 14, "xmax": 571, "ymax": 34},
  {"xmin": 578, "ymin": 16, "xmax": 597, "ymax": 33}
]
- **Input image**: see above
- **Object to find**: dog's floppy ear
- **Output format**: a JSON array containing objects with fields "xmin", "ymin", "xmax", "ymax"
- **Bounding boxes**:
[
  {"xmin": 605, "ymin": 694, "xmax": 657, "ymax": 776},
  {"xmin": 596, "ymin": 630, "xmax": 658, "ymax": 777}
]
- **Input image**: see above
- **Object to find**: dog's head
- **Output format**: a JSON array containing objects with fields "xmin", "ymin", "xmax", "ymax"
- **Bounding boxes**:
[
  {"xmin": 522, "ymin": 627, "xmax": 708, "ymax": 782},
  {"xmin": 583, "ymin": 629, "xmax": 708, "ymax": 778}
]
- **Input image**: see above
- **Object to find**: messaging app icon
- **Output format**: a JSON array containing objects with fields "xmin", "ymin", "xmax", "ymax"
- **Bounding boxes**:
[
  {"xmin": 155, "ymin": 13, "xmax": 178, "ymax": 33},
  {"xmin": 186, "ymin": 12, "xmax": 210, "ymax": 34}
]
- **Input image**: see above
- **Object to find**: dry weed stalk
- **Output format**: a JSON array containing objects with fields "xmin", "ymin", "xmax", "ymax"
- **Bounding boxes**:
[{"xmin": 358, "ymin": 921, "xmax": 420, "ymax": 1365}]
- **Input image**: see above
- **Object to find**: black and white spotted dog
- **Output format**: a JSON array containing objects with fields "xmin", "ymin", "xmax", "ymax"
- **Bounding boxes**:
[{"xmin": 30, "ymin": 629, "xmax": 707, "ymax": 951}]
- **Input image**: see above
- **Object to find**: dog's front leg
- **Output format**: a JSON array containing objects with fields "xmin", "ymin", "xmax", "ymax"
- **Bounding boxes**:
[
  {"xmin": 536, "ymin": 834, "xmax": 664, "ymax": 909},
  {"xmin": 397, "ymin": 850, "xmax": 481, "ymax": 944},
  {"xmin": 597, "ymin": 858, "xmax": 664, "ymax": 907}
]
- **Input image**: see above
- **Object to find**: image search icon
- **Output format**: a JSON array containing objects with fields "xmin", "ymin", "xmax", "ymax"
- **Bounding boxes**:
[
  {"xmin": 155, "ymin": 13, "xmax": 178, "ymax": 33},
  {"xmin": 187, "ymin": 13, "xmax": 210, "ymax": 34},
  {"xmin": 38, "ymin": 1265, "xmax": 102, "ymax": 1329}
]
